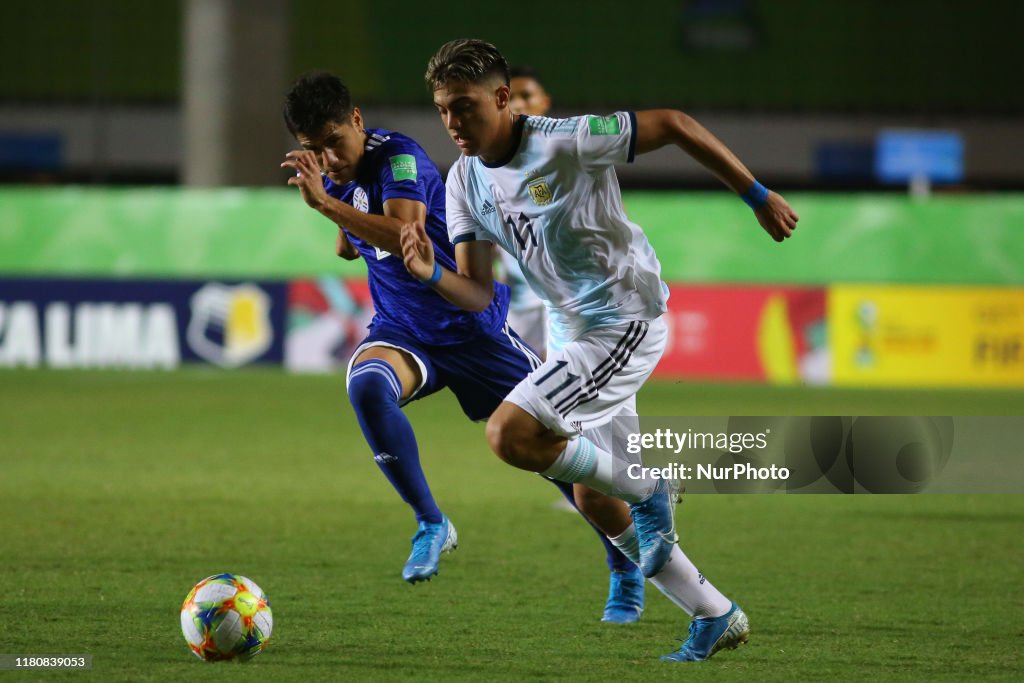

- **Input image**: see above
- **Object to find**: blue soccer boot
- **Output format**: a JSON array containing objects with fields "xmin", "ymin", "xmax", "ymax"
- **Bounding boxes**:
[
  {"xmin": 402, "ymin": 514, "xmax": 458, "ymax": 584},
  {"xmin": 628, "ymin": 479, "xmax": 677, "ymax": 578},
  {"xmin": 601, "ymin": 566, "xmax": 645, "ymax": 623},
  {"xmin": 660, "ymin": 602, "xmax": 750, "ymax": 662}
]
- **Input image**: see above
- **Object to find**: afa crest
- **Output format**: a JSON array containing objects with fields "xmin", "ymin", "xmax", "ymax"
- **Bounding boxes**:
[{"xmin": 527, "ymin": 177, "xmax": 553, "ymax": 206}]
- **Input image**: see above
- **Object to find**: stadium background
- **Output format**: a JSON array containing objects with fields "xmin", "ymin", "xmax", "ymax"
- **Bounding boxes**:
[{"xmin": 1, "ymin": 1, "xmax": 1022, "ymax": 680}]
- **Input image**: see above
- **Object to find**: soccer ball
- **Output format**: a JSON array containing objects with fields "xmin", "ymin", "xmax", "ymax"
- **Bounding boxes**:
[{"xmin": 180, "ymin": 573, "xmax": 273, "ymax": 661}]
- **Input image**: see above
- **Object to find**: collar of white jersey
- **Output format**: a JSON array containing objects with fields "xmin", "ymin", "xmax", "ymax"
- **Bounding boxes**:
[{"xmin": 481, "ymin": 115, "xmax": 529, "ymax": 169}]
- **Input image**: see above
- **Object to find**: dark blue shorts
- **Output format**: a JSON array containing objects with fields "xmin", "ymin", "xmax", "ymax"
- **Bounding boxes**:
[{"xmin": 344, "ymin": 321, "xmax": 542, "ymax": 421}]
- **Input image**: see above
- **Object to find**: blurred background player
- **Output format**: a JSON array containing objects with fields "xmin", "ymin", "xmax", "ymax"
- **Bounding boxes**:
[
  {"xmin": 409, "ymin": 38, "xmax": 798, "ymax": 662},
  {"xmin": 508, "ymin": 65, "xmax": 552, "ymax": 121},
  {"xmin": 280, "ymin": 72, "xmax": 643, "ymax": 623}
]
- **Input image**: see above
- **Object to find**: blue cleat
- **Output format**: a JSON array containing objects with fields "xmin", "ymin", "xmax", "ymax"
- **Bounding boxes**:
[
  {"xmin": 601, "ymin": 566, "xmax": 645, "ymax": 623},
  {"xmin": 402, "ymin": 514, "xmax": 458, "ymax": 584},
  {"xmin": 660, "ymin": 602, "xmax": 750, "ymax": 662},
  {"xmin": 628, "ymin": 478, "xmax": 677, "ymax": 578}
]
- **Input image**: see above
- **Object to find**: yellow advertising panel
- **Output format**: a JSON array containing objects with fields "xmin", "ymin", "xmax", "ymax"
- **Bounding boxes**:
[{"xmin": 830, "ymin": 285, "xmax": 1024, "ymax": 387}]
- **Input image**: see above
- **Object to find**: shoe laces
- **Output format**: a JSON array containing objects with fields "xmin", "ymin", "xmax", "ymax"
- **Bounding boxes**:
[
  {"xmin": 409, "ymin": 522, "xmax": 441, "ymax": 560},
  {"xmin": 633, "ymin": 492, "xmax": 666, "ymax": 537},
  {"xmin": 687, "ymin": 619, "xmax": 704, "ymax": 640},
  {"xmin": 670, "ymin": 621, "xmax": 702, "ymax": 653}
]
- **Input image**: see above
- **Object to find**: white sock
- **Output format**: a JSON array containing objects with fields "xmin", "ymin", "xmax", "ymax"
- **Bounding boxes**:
[
  {"xmin": 651, "ymin": 545, "xmax": 733, "ymax": 618},
  {"xmin": 608, "ymin": 524, "xmax": 640, "ymax": 563},
  {"xmin": 541, "ymin": 436, "xmax": 654, "ymax": 503},
  {"xmin": 609, "ymin": 524, "xmax": 732, "ymax": 619}
]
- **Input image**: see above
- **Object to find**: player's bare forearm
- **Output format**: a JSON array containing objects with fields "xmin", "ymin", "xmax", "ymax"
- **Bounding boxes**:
[
  {"xmin": 316, "ymin": 197, "xmax": 406, "ymax": 254},
  {"xmin": 431, "ymin": 268, "xmax": 495, "ymax": 313},
  {"xmin": 282, "ymin": 150, "xmax": 415, "ymax": 253},
  {"xmin": 336, "ymin": 229, "xmax": 360, "ymax": 260},
  {"xmin": 634, "ymin": 109, "xmax": 752, "ymax": 192},
  {"xmin": 634, "ymin": 109, "xmax": 799, "ymax": 241},
  {"xmin": 439, "ymin": 240, "xmax": 496, "ymax": 312},
  {"xmin": 399, "ymin": 224, "xmax": 495, "ymax": 312}
]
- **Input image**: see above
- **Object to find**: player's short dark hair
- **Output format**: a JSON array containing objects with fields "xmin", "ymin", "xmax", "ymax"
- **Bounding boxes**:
[
  {"xmin": 283, "ymin": 71, "xmax": 354, "ymax": 137},
  {"xmin": 424, "ymin": 39, "xmax": 510, "ymax": 90},
  {"xmin": 509, "ymin": 65, "xmax": 542, "ymax": 83}
]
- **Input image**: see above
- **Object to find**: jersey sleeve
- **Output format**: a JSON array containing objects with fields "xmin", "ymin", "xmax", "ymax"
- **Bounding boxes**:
[
  {"xmin": 445, "ymin": 162, "xmax": 489, "ymax": 244},
  {"xmin": 375, "ymin": 140, "xmax": 429, "ymax": 205},
  {"xmin": 574, "ymin": 111, "xmax": 638, "ymax": 173}
]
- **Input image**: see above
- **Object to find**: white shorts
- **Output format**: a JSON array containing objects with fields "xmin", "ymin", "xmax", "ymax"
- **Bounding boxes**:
[
  {"xmin": 506, "ymin": 305, "xmax": 548, "ymax": 359},
  {"xmin": 506, "ymin": 317, "xmax": 667, "ymax": 438}
]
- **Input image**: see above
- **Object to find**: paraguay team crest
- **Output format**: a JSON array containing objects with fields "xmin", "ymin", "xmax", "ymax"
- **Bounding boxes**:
[
  {"xmin": 527, "ymin": 176, "xmax": 553, "ymax": 206},
  {"xmin": 350, "ymin": 187, "xmax": 389, "ymax": 259},
  {"xmin": 352, "ymin": 186, "xmax": 369, "ymax": 213},
  {"xmin": 187, "ymin": 283, "xmax": 273, "ymax": 367}
]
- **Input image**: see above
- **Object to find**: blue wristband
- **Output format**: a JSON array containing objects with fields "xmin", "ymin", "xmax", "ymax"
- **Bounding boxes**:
[
  {"xmin": 424, "ymin": 261, "xmax": 442, "ymax": 286},
  {"xmin": 741, "ymin": 180, "xmax": 769, "ymax": 210}
]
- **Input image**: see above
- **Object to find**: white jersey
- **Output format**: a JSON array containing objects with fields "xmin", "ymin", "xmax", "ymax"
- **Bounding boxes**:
[
  {"xmin": 446, "ymin": 112, "xmax": 668, "ymax": 345},
  {"xmin": 498, "ymin": 248, "xmax": 543, "ymax": 312}
]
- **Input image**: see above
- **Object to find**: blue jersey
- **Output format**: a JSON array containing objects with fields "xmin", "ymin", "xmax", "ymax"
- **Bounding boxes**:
[{"xmin": 323, "ymin": 128, "xmax": 509, "ymax": 346}]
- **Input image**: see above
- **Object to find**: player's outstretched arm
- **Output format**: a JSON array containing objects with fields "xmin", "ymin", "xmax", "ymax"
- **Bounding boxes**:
[
  {"xmin": 634, "ymin": 110, "xmax": 799, "ymax": 242},
  {"xmin": 281, "ymin": 149, "xmax": 421, "ymax": 254},
  {"xmin": 400, "ymin": 223, "xmax": 495, "ymax": 312}
]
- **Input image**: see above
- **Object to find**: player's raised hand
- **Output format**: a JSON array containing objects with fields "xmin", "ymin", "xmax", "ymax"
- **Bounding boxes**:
[
  {"xmin": 281, "ymin": 150, "xmax": 329, "ymax": 211},
  {"xmin": 400, "ymin": 222, "xmax": 436, "ymax": 281},
  {"xmin": 755, "ymin": 192, "xmax": 799, "ymax": 242}
]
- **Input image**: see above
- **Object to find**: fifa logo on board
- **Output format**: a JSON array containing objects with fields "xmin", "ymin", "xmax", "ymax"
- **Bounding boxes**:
[{"xmin": 187, "ymin": 283, "xmax": 273, "ymax": 367}]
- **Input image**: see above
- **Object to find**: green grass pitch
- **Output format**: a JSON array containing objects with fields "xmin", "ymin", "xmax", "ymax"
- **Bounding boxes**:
[{"xmin": 1, "ymin": 369, "xmax": 1022, "ymax": 681}]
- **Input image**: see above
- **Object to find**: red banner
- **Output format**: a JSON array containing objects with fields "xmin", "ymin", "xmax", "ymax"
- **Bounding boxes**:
[
  {"xmin": 285, "ymin": 279, "xmax": 828, "ymax": 385},
  {"xmin": 655, "ymin": 285, "xmax": 827, "ymax": 384}
]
